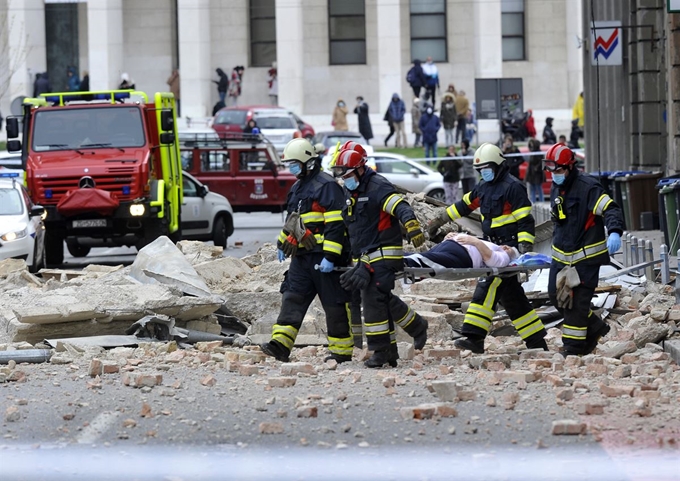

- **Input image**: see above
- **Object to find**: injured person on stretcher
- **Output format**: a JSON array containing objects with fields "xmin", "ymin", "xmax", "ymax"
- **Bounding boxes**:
[{"xmin": 404, "ymin": 233, "xmax": 520, "ymax": 272}]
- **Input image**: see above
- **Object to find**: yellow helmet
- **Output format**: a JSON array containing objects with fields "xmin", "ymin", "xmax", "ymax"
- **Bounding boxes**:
[
  {"xmin": 282, "ymin": 138, "xmax": 323, "ymax": 165},
  {"xmin": 473, "ymin": 142, "xmax": 505, "ymax": 169}
]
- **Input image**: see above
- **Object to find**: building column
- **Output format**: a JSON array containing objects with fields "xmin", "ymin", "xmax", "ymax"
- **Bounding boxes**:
[
  {"xmin": 276, "ymin": 0, "xmax": 304, "ymax": 115},
  {"xmin": 376, "ymin": 1, "xmax": 402, "ymax": 117},
  {"xmin": 565, "ymin": 0, "xmax": 583, "ymax": 106},
  {"xmin": 87, "ymin": 0, "xmax": 123, "ymax": 91},
  {"xmin": 473, "ymin": 0, "xmax": 502, "ymax": 79},
  {"xmin": 177, "ymin": 0, "xmax": 211, "ymax": 118},
  {"xmin": 4, "ymin": 0, "xmax": 46, "ymax": 107}
]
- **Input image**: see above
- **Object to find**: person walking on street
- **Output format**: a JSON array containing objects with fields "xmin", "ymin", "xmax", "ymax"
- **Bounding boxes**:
[
  {"xmin": 228, "ymin": 66, "xmax": 245, "ymax": 106},
  {"xmin": 524, "ymin": 138, "xmax": 545, "ymax": 203},
  {"xmin": 383, "ymin": 106, "xmax": 395, "ymax": 147},
  {"xmin": 440, "ymin": 92, "xmax": 457, "ymax": 147},
  {"xmin": 422, "ymin": 56, "xmax": 440, "ymax": 108},
  {"xmin": 213, "ymin": 68, "xmax": 229, "ymax": 104},
  {"xmin": 427, "ymin": 143, "xmax": 548, "ymax": 355},
  {"xmin": 502, "ymin": 135, "xmax": 524, "ymax": 180},
  {"xmin": 438, "ymin": 145, "xmax": 463, "ymax": 204},
  {"xmin": 406, "ymin": 59, "xmax": 427, "ymax": 99},
  {"xmin": 333, "ymin": 99, "xmax": 349, "ymax": 131},
  {"xmin": 543, "ymin": 144, "xmax": 623, "ymax": 356},
  {"xmin": 388, "ymin": 93, "xmax": 407, "ymax": 148},
  {"xmin": 412, "ymin": 98, "xmax": 422, "ymax": 148},
  {"xmin": 332, "ymin": 145, "xmax": 429, "ymax": 368},
  {"xmin": 66, "ymin": 67, "xmax": 80, "ymax": 92},
  {"xmin": 454, "ymin": 90, "xmax": 470, "ymax": 143},
  {"xmin": 459, "ymin": 139, "xmax": 476, "ymax": 194},
  {"xmin": 167, "ymin": 69, "xmax": 180, "ymax": 116},
  {"xmin": 260, "ymin": 138, "xmax": 354, "ymax": 364},
  {"xmin": 572, "ymin": 91, "xmax": 584, "ymax": 131},
  {"xmin": 419, "ymin": 106, "xmax": 441, "ymax": 165},
  {"xmin": 543, "ymin": 117, "xmax": 557, "ymax": 145},
  {"xmin": 354, "ymin": 96, "xmax": 373, "ymax": 145},
  {"xmin": 33, "ymin": 72, "xmax": 51, "ymax": 97}
]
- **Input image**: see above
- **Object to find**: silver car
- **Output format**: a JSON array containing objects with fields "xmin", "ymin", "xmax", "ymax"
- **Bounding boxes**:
[{"xmin": 252, "ymin": 110, "xmax": 300, "ymax": 155}]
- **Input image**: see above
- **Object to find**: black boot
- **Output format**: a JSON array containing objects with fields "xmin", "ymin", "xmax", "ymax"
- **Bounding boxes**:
[
  {"xmin": 260, "ymin": 340, "xmax": 291, "ymax": 362},
  {"xmin": 525, "ymin": 337, "xmax": 549, "ymax": 351},
  {"xmin": 413, "ymin": 317, "xmax": 428, "ymax": 350},
  {"xmin": 583, "ymin": 323, "xmax": 611, "ymax": 355},
  {"xmin": 324, "ymin": 353, "xmax": 352, "ymax": 363},
  {"xmin": 454, "ymin": 337, "xmax": 484, "ymax": 354},
  {"xmin": 364, "ymin": 345, "xmax": 398, "ymax": 368}
]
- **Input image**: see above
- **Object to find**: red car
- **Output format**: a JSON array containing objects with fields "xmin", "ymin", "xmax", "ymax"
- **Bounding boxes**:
[
  {"xmin": 211, "ymin": 105, "xmax": 315, "ymax": 140},
  {"xmin": 516, "ymin": 144, "xmax": 585, "ymax": 195}
]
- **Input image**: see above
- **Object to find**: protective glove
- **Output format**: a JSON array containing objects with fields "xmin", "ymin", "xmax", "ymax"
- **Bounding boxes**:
[
  {"xmin": 319, "ymin": 258, "xmax": 334, "ymax": 273},
  {"xmin": 299, "ymin": 229, "xmax": 318, "ymax": 250},
  {"xmin": 607, "ymin": 232, "xmax": 621, "ymax": 255},
  {"xmin": 340, "ymin": 261, "xmax": 372, "ymax": 291},
  {"xmin": 281, "ymin": 234, "xmax": 298, "ymax": 258},
  {"xmin": 405, "ymin": 219, "xmax": 426, "ymax": 248},
  {"xmin": 518, "ymin": 242, "xmax": 533, "ymax": 254},
  {"xmin": 426, "ymin": 208, "xmax": 452, "ymax": 238},
  {"xmin": 284, "ymin": 211, "xmax": 318, "ymax": 250},
  {"xmin": 555, "ymin": 266, "xmax": 580, "ymax": 310},
  {"xmin": 277, "ymin": 249, "xmax": 286, "ymax": 262}
]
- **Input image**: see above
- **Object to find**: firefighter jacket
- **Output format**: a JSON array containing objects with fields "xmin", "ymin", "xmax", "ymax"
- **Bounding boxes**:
[
  {"xmin": 444, "ymin": 164, "xmax": 534, "ymax": 248},
  {"xmin": 342, "ymin": 168, "xmax": 417, "ymax": 260},
  {"xmin": 277, "ymin": 165, "xmax": 348, "ymax": 263},
  {"xmin": 550, "ymin": 169, "xmax": 624, "ymax": 266}
]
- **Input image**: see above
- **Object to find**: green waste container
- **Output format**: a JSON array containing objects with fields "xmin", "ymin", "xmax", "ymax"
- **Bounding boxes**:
[
  {"xmin": 657, "ymin": 177, "xmax": 680, "ymax": 253},
  {"xmin": 614, "ymin": 172, "xmax": 663, "ymax": 231}
]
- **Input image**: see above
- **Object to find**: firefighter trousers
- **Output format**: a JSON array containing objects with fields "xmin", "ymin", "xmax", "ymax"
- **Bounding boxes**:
[
  {"xmin": 461, "ymin": 274, "xmax": 546, "ymax": 346},
  {"xmin": 548, "ymin": 262, "xmax": 607, "ymax": 355},
  {"xmin": 271, "ymin": 254, "xmax": 353, "ymax": 357},
  {"xmin": 362, "ymin": 259, "xmax": 428, "ymax": 352}
]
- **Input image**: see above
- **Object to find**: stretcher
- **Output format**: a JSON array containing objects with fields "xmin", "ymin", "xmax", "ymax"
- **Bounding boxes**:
[{"xmin": 400, "ymin": 263, "xmax": 552, "ymax": 283}]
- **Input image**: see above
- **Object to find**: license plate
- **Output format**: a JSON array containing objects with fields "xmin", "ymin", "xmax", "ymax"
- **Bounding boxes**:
[{"xmin": 72, "ymin": 219, "xmax": 107, "ymax": 228}]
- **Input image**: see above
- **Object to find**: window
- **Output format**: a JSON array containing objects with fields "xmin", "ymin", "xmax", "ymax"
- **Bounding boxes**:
[
  {"xmin": 410, "ymin": 0, "xmax": 447, "ymax": 62},
  {"xmin": 328, "ymin": 0, "xmax": 366, "ymax": 65},
  {"xmin": 201, "ymin": 151, "xmax": 231, "ymax": 172},
  {"xmin": 250, "ymin": 0, "xmax": 276, "ymax": 67},
  {"xmin": 502, "ymin": 0, "xmax": 525, "ymax": 61}
]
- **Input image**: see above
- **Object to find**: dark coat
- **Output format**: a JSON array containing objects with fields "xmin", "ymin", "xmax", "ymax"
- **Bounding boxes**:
[
  {"xmin": 354, "ymin": 102, "xmax": 373, "ymax": 140},
  {"xmin": 33, "ymin": 73, "xmax": 51, "ymax": 97},
  {"xmin": 388, "ymin": 97, "xmax": 406, "ymax": 123},
  {"xmin": 419, "ymin": 112, "xmax": 441, "ymax": 144},
  {"xmin": 524, "ymin": 155, "xmax": 545, "ymax": 185},
  {"xmin": 79, "ymin": 74, "xmax": 90, "ymax": 92},
  {"xmin": 503, "ymin": 146, "xmax": 524, "ymax": 179},
  {"xmin": 214, "ymin": 68, "xmax": 229, "ymax": 93},
  {"xmin": 406, "ymin": 60, "xmax": 427, "ymax": 88},
  {"xmin": 440, "ymin": 100, "xmax": 457, "ymax": 130},
  {"xmin": 437, "ymin": 157, "xmax": 462, "ymax": 183}
]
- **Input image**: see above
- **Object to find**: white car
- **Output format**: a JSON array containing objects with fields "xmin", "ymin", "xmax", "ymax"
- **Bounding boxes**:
[
  {"xmin": 0, "ymin": 150, "xmax": 23, "ymax": 177},
  {"xmin": 181, "ymin": 172, "xmax": 234, "ymax": 248},
  {"xmin": 322, "ymin": 152, "xmax": 445, "ymax": 202},
  {"xmin": 252, "ymin": 109, "xmax": 300, "ymax": 155},
  {"xmin": 0, "ymin": 174, "xmax": 46, "ymax": 272}
]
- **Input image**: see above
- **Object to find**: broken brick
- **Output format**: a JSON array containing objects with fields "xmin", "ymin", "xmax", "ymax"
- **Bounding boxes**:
[
  {"xmin": 551, "ymin": 419, "xmax": 587, "ymax": 435},
  {"xmin": 268, "ymin": 377, "xmax": 297, "ymax": 388},
  {"xmin": 259, "ymin": 422, "xmax": 284, "ymax": 434}
]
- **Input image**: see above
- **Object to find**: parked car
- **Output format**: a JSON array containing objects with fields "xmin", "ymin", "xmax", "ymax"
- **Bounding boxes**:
[
  {"xmin": 322, "ymin": 152, "xmax": 445, "ymax": 202},
  {"xmin": 0, "ymin": 173, "xmax": 45, "ymax": 272},
  {"xmin": 313, "ymin": 131, "xmax": 366, "ymax": 152},
  {"xmin": 0, "ymin": 150, "xmax": 23, "ymax": 176},
  {"xmin": 180, "ymin": 172, "xmax": 234, "ymax": 248}
]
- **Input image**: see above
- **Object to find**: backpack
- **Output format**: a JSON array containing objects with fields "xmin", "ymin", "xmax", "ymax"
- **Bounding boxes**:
[
  {"xmin": 406, "ymin": 67, "xmax": 417, "ymax": 86},
  {"xmin": 426, "ymin": 73, "xmax": 438, "ymax": 88}
]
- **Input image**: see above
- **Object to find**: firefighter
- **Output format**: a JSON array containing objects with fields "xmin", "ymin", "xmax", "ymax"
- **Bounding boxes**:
[
  {"xmin": 332, "ymin": 145, "xmax": 429, "ymax": 368},
  {"xmin": 260, "ymin": 138, "xmax": 353, "ymax": 363},
  {"xmin": 543, "ymin": 144, "xmax": 623, "ymax": 356},
  {"xmin": 427, "ymin": 142, "xmax": 548, "ymax": 354}
]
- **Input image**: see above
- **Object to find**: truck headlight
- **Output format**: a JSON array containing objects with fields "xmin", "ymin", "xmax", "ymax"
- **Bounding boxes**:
[
  {"xmin": 130, "ymin": 204, "xmax": 145, "ymax": 216},
  {"xmin": 1, "ymin": 228, "xmax": 27, "ymax": 242}
]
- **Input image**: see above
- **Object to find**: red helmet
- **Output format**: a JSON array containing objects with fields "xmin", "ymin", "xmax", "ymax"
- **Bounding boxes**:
[
  {"xmin": 332, "ymin": 149, "xmax": 366, "ymax": 178},
  {"xmin": 340, "ymin": 141, "xmax": 367, "ymax": 159},
  {"xmin": 543, "ymin": 144, "xmax": 575, "ymax": 172}
]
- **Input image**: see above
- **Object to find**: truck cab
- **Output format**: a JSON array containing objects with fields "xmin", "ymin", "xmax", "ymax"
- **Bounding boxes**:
[
  {"xmin": 179, "ymin": 132, "xmax": 296, "ymax": 213},
  {"xmin": 4, "ymin": 90, "xmax": 182, "ymax": 265}
]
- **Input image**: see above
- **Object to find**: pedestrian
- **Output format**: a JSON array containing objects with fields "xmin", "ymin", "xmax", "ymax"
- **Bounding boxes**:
[
  {"xmin": 422, "ymin": 56, "xmax": 439, "ymax": 108},
  {"xmin": 568, "ymin": 120, "xmax": 581, "ymax": 149},
  {"xmin": 525, "ymin": 109, "xmax": 536, "ymax": 138},
  {"xmin": 383, "ymin": 105, "xmax": 395, "ymax": 147},
  {"xmin": 543, "ymin": 144, "xmax": 623, "ymax": 356},
  {"xmin": 412, "ymin": 98, "xmax": 422, "ymax": 148},
  {"xmin": 332, "ymin": 144, "xmax": 429, "ymax": 368},
  {"xmin": 465, "ymin": 109, "xmax": 477, "ymax": 144},
  {"xmin": 33, "ymin": 72, "xmax": 51, "ymax": 97},
  {"xmin": 427, "ymin": 143, "xmax": 548, "ymax": 354},
  {"xmin": 332, "ymin": 99, "xmax": 349, "ymax": 131},
  {"xmin": 502, "ymin": 134, "xmax": 524, "ymax": 179},
  {"xmin": 228, "ymin": 65, "xmax": 245, "ymax": 106},
  {"xmin": 118, "ymin": 72, "xmax": 135, "ymax": 90},
  {"xmin": 437, "ymin": 145, "xmax": 462, "ymax": 204},
  {"xmin": 244, "ymin": 118, "xmax": 258, "ymax": 134},
  {"xmin": 442, "ymin": 83, "xmax": 456, "ymax": 99},
  {"xmin": 440, "ymin": 92, "xmax": 457, "ymax": 147},
  {"xmin": 454, "ymin": 90, "xmax": 470, "ymax": 143},
  {"xmin": 405, "ymin": 59, "xmax": 427, "ymax": 99},
  {"xmin": 353, "ymin": 96, "xmax": 373, "ymax": 145},
  {"xmin": 79, "ymin": 71, "xmax": 89, "ymax": 91},
  {"xmin": 419, "ymin": 106, "xmax": 441, "ymax": 165},
  {"xmin": 213, "ymin": 68, "xmax": 229, "ymax": 104},
  {"xmin": 66, "ymin": 67, "xmax": 80, "ymax": 92},
  {"xmin": 458, "ymin": 139, "xmax": 476, "ymax": 195},
  {"xmin": 542, "ymin": 117, "xmax": 557, "ymax": 145},
  {"xmin": 572, "ymin": 91, "xmax": 584, "ymax": 130},
  {"xmin": 268, "ymin": 61, "xmax": 278, "ymax": 105},
  {"xmin": 167, "ymin": 69, "xmax": 180, "ymax": 116},
  {"xmin": 260, "ymin": 138, "xmax": 354, "ymax": 364},
  {"xmin": 558, "ymin": 135, "xmax": 567, "ymax": 145},
  {"xmin": 388, "ymin": 93, "xmax": 407, "ymax": 148},
  {"xmin": 524, "ymin": 138, "xmax": 545, "ymax": 203}
]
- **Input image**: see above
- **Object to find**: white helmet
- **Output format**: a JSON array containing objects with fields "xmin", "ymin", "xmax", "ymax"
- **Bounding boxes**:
[
  {"xmin": 282, "ymin": 138, "xmax": 323, "ymax": 165},
  {"xmin": 473, "ymin": 142, "xmax": 505, "ymax": 169}
]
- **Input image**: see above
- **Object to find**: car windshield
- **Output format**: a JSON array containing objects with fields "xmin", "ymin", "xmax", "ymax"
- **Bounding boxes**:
[
  {"xmin": 32, "ymin": 107, "xmax": 146, "ymax": 152},
  {"xmin": 254, "ymin": 116, "xmax": 296, "ymax": 129},
  {"xmin": 0, "ymin": 188, "xmax": 23, "ymax": 215},
  {"xmin": 214, "ymin": 110, "xmax": 247, "ymax": 125},
  {"xmin": 321, "ymin": 135, "xmax": 362, "ymax": 146}
]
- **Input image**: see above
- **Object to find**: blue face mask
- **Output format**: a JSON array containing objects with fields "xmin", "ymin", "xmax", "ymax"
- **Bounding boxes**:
[
  {"xmin": 480, "ymin": 168, "xmax": 494, "ymax": 182},
  {"xmin": 344, "ymin": 175, "xmax": 359, "ymax": 191},
  {"xmin": 289, "ymin": 163, "xmax": 302, "ymax": 177},
  {"xmin": 552, "ymin": 173, "xmax": 565, "ymax": 185}
]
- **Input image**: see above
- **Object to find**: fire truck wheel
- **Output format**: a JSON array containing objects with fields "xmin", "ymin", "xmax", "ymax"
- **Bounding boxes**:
[
  {"xmin": 44, "ymin": 231, "xmax": 65, "ymax": 267},
  {"xmin": 212, "ymin": 216, "xmax": 228, "ymax": 248},
  {"xmin": 66, "ymin": 240, "xmax": 91, "ymax": 258}
]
